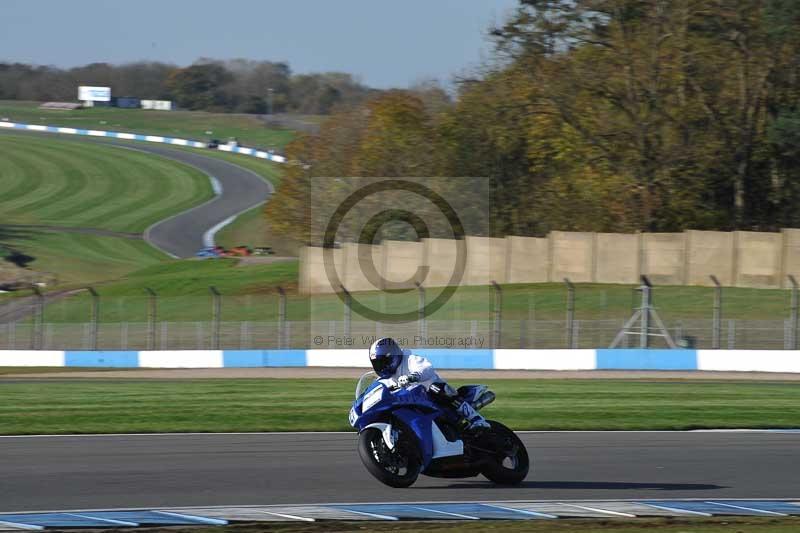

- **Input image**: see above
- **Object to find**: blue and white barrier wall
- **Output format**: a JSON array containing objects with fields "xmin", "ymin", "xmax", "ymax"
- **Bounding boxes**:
[
  {"xmin": 0, "ymin": 121, "xmax": 287, "ymax": 163},
  {"xmin": 2, "ymin": 349, "xmax": 800, "ymax": 373}
]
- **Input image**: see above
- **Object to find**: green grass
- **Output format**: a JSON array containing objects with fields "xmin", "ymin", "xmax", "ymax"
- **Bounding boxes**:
[
  {"xmin": 0, "ymin": 134, "xmax": 212, "ymax": 232},
  {"xmin": 104, "ymin": 140, "xmax": 290, "ymax": 252},
  {"xmin": 0, "ymin": 367, "xmax": 127, "ymax": 375},
  {"xmin": 38, "ymin": 259, "xmax": 300, "ymax": 322},
  {"xmin": 1, "ymin": 231, "xmax": 167, "ymax": 285},
  {"xmin": 0, "ymin": 378, "xmax": 797, "ymax": 435},
  {"xmin": 27, "ymin": 267, "xmax": 794, "ymax": 325},
  {"xmin": 157, "ymin": 518, "xmax": 800, "ymax": 533},
  {"xmin": 0, "ymin": 133, "xmax": 218, "ymax": 284},
  {"xmin": 215, "ymin": 203, "xmax": 269, "ymax": 248},
  {"xmin": 311, "ymin": 282, "xmax": 793, "ymax": 322},
  {"xmin": 0, "ymin": 100, "xmax": 294, "ymax": 150}
]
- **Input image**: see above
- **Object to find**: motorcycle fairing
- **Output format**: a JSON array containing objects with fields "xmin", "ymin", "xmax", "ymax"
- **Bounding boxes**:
[
  {"xmin": 353, "ymin": 383, "xmax": 463, "ymax": 469},
  {"xmin": 457, "ymin": 384, "xmax": 489, "ymax": 405}
]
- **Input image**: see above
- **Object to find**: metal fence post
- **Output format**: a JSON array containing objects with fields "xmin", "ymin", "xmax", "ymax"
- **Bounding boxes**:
[
  {"xmin": 491, "ymin": 281, "xmax": 502, "ymax": 348},
  {"xmin": 710, "ymin": 275, "xmax": 722, "ymax": 350},
  {"xmin": 278, "ymin": 287, "xmax": 287, "ymax": 349},
  {"xmin": 639, "ymin": 278, "xmax": 652, "ymax": 349},
  {"xmin": 341, "ymin": 286, "xmax": 351, "ymax": 340},
  {"xmin": 727, "ymin": 318, "xmax": 735, "ymax": 349},
  {"xmin": 30, "ymin": 285, "xmax": 44, "ymax": 350},
  {"xmin": 789, "ymin": 275, "xmax": 799, "ymax": 350},
  {"xmin": 564, "ymin": 278, "xmax": 575, "ymax": 349},
  {"xmin": 87, "ymin": 287, "xmax": 99, "ymax": 351},
  {"xmin": 210, "ymin": 286, "xmax": 221, "ymax": 349},
  {"xmin": 416, "ymin": 282, "xmax": 426, "ymax": 342},
  {"xmin": 145, "ymin": 288, "xmax": 157, "ymax": 350}
]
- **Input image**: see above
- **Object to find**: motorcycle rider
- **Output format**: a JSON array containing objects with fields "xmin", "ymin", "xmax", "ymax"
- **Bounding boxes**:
[{"xmin": 368, "ymin": 337, "xmax": 490, "ymax": 432}]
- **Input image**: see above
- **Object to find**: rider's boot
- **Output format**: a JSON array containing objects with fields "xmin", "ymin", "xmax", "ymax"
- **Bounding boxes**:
[
  {"xmin": 455, "ymin": 400, "xmax": 490, "ymax": 434},
  {"xmin": 429, "ymin": 382, "xmax": 490, "ymax": 435}
]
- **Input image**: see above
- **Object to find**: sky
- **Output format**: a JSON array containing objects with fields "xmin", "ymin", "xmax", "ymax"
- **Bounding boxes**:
[{"xmin": 0, "ymin": 0, "xmax": 519, "ymax": 88}]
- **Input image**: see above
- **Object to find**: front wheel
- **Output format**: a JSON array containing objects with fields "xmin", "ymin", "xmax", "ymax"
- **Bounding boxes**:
[
  {"xmin": 480, "ymin": 420, "xmax": 529, "ymax": 485},
  {"xmin": 358, "ymin": 425, "xmax": 421, "ymax": 488}
]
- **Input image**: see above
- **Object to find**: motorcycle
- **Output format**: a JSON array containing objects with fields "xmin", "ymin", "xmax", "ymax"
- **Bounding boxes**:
[{"xmin": 349, "ymin": 371, "xmax": 529, "ymax": 488}]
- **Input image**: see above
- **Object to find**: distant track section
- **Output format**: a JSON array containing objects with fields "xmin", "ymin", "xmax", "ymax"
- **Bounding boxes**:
[
  {"xmin": 101, "ymin": 141, "xmax": 274, "ymax": 258},
  {"xmin": 0, "ymin": 129, "xmax": 275, "ymax": 258},
  {"xmin": 0, "ymin": 120, "xmax": 287, "ymax": 163}
]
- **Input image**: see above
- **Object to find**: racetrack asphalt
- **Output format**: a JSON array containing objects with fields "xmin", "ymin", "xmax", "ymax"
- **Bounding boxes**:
[
  {"xmin": 0, "ymin": 431, "xmax": 797, "ymax": 512},
  {"xmin": 95, "ymin": 140, "xmax": 273, "ymax": 258},
  {"xmin": 0, "ymin": 130, "xmax": 274, "ymax": 258}
]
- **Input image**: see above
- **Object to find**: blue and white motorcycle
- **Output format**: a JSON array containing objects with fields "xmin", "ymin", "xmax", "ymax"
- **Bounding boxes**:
[{"xmin": 349, "ymin": 371, "xmax": 529, "ymax": 488}]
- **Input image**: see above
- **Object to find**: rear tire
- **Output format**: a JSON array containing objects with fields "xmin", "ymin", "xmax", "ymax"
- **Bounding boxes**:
[
  {"xmin": 358, "ymin": 426, "xmax": 421, "ymax": 488},
  {"xmin": 480, "ymin": 420, "xmax": 529, "ymax": 485}
]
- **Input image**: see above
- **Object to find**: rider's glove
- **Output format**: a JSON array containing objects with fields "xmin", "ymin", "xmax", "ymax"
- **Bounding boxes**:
[{"xmin": 397, "ymin": 374, "xmax": 420, "ymax": 388}]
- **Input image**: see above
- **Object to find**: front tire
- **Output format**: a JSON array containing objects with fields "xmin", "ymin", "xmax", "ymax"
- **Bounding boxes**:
[
  {"xmin": 480, "ymin": 420, "xmax": 529, "ymax": 485},
  {"xmin": 358, "ymin": 426, "xmax": 421, "ymax": 488}
]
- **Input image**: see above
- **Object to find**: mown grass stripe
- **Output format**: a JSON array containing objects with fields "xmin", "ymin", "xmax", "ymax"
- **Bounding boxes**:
[
  {"xmin": 0, "ymin": 134, "xmax": 213, "ymax": 233},
  {"xmin": 5, "ymin": 145, "xmax": 92, "ymax": 218}
]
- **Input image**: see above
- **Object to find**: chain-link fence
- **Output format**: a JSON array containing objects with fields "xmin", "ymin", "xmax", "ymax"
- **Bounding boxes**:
[
  {"xmin": 1, "ymin": 281, "xmax": 799, "ymax": 350},
  {"xmin": 0, "ymin": 317, "xmax": 797, "ymax": 351}
]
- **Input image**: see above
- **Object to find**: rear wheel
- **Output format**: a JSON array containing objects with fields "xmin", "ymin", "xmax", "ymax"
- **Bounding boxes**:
[
  {"xmin": 358, "ymin": 425, "xmax": 421, "ymax": 488},
  {"xmin": 480, "ymin": 420, "xmax": 529, "ymax": 485}
]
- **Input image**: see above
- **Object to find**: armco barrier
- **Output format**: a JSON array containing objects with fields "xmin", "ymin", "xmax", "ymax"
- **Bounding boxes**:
[
  {"xmin": 2, "ymin": 349, "xmax": 800, "ymax": 373},
  {"xmin": 0, "ymin": 121, "xmax": 287, "ymax": 163}
]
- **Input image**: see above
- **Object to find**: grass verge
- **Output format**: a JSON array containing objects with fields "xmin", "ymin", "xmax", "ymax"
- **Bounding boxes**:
[
  {"xmin": 0, "ymin": 134, "xmax": 212, "ymax": 232},
  {"xmin": 0, "ymin": 367, "xmax": 127, "ymax": 375},
  {"xmin": 0, "ymin": 101, "xmax": 294, "ymax": 150},
  {"xmin": 0, "ymin": 378, "xmax": 798, "ymax": 435},
  {"xmin": 1, "ymin": 231, "xmax": 167, "ymax": 285},
  {"xmin": 26, "ymin": 275, "xmax": 792, "ymax": 327},
  {"xmin": 28, "ymin": 259, "xmax": 300, "ymax": 323}
]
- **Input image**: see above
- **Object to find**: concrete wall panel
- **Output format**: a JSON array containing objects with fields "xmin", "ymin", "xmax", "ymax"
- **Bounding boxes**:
[
  {"xmin": 506, "ymin": 236, "xmax": 549, "ymax": 284},
  {"xmin": 300, "ymin": 246, "xmax": 343, "ymax": 294},
  {"xmin": 465, "ymin": 236, "xmax": 507, "ymax": 285},
  {"xmin": 642, "ymin": 233, "xmax": 685, "ymax": 285},
  {"xmin": 595, "ymin": 233, "xmax": 639, "ymax": 284},
  {"xmin": 782, "ymin": 229, "xmax": 800, "ymax": 288},
  {"xmin": 341, "ymin": 243, "xmax": 383, "ymax": 292},
  {"xmin": 381, "ymin": 240, "xmax": 424, "ymax": 289},
  {"xmin": 735, "ymin": 231, "xmax": 782, "ymax": 288},
  {"xmin": 686, "ymin": 230, "xmax": 735, "ymax": 286},
  {"xmin": 550, "ymin": 231, "xmax": 594, "ymax": 282},
  {"xmin": 300, "ymin": 228, "xmax": 800, "ymax": 293},
  {"xmin": 422, "ymin": 238, "xmax": 463, "ymax": 288}
]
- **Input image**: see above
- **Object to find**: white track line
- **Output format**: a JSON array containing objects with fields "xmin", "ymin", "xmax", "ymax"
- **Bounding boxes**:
[
  {"xmin": 412, "ymin": 507, "xmax": 479, "ymax": 520},
  {"xmin": 706, "ymin": 501, "xmax": 787, "ymax": 516},
  {"xmin": 202, "ymin": 215, "xmax": 235, "ymax": 247},
  {"xmin": 483, "ymin": 504, "xmax": 558, "ymax": 518},
  {"xmin": 153, "ymin": 511, "xmax": 227, "ymax": 525},
  {"xmin": 250, "ymin": 509, "xmax": 315, "ymax": 522},
  {"xmin": 336, "ymin": 509, "xmax": 398, "ymax": 521},
  {"xmin": 639, "ymin": 503, "xmax": 711, "ymax": 516},
  {"xmin": 65, "ymin": 513, "xmax": 137, "ymax": 526},
  {"xmin": 559, "ymin": 503, "xmax": 635, "ymax": 517},
  {"xmin": 0, "ymin": 521, "xmax": 42, "ymax": 531}
]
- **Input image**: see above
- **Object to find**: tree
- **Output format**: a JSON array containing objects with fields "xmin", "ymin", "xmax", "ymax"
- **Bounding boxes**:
[{"xmin": 166, "ymin": 63, "xmax": 233, "ymax": 110}]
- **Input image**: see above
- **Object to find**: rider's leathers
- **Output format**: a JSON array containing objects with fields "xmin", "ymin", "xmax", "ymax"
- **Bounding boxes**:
[{"xmin": 378, "ymin": 351, "xmax": 489, "ymax": 430}]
